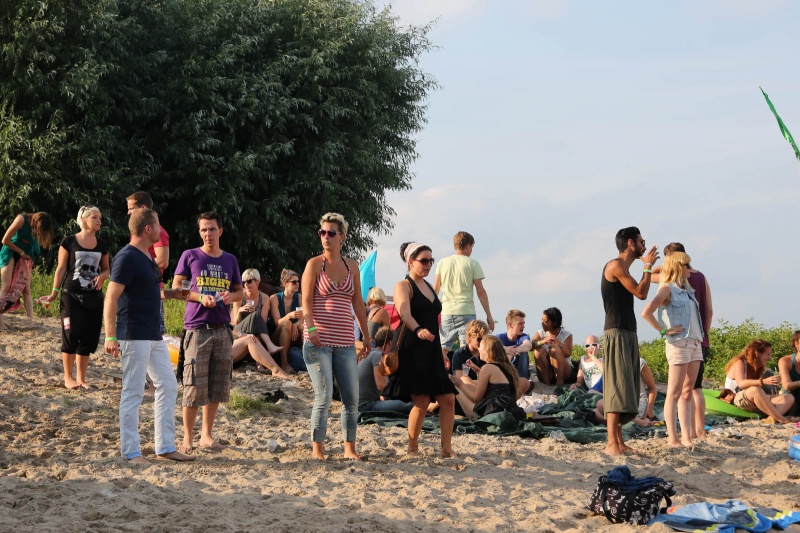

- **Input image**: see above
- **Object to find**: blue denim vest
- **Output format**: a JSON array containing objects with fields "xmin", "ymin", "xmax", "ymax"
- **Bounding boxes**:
[{"xmin": 657, "ymin": 283, "xmax": 703, "ymax": 343}]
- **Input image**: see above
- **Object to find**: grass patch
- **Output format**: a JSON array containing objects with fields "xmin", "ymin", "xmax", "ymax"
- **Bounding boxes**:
[{"xmin": 226, "ymin": 391, "xmax": 282, "ymax": 419}]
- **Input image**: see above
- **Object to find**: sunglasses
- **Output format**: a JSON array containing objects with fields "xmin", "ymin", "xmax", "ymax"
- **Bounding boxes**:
[
  {"xmin": 318, "ymin": 229, "xmax": 339, "ymax": 238},
  {"xmin": 243, "ymin": 279, "xmax": 258, "ymax": 285},
  {"xmin": 416, "ymin": 258, "xmax": 435, "ymax": 266},
  {"xmin": 288, "ymin": 280, "xmax": 299, "ymax": 285},
  {"xmin": 584, "ymin": 343, "xmax": 599, "ymax": 348}
]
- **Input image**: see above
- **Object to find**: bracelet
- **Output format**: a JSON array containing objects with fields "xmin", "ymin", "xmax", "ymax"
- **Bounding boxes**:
[
  {"xmin": 760, "ymin": 378, "xmax": 764, "ymax": 386},
  {"xmin": 659, "ymin": 328, "xmax": 667, "ymax": 337},
  {"xmin": 413, "ymin": 326, "xmax": 423, "ymax": 334},
  {"xmin": 52, "ymin": 287, "xmax": 60, "ymax": 292},
  {"xmin": 307, "ymin": 326, "xmax": 317, "ymax": 332},
  {"xmin": 105, "ymin": 336, "xmax": 117, "ymax": 342},
  {"xmin": 643, "ymin": 269, "xmax": 652, "ymax": 274},
  {"xmin": 197, "ymin": 294, "xmax": 204, "ymax": 303}
]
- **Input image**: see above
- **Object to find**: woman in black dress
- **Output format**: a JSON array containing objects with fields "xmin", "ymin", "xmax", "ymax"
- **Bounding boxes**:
[{"xmin": 386, "ymin": 242, "xmax": 457, "ymax": 457}]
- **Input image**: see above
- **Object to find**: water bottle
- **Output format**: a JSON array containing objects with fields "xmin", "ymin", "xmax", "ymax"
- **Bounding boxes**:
[{"xmin": 267, "ymin": 439, "xmax": 278, "ymax": 452}]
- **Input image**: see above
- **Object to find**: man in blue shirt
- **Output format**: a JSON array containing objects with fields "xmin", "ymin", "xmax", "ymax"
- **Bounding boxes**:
[
  {"xmin": 104, "ymin": 209, "xmax": 194, "ymax": 464},
  {"xmin": 497, "ymin": 309, "xmax": 533, "ymax": 379}
]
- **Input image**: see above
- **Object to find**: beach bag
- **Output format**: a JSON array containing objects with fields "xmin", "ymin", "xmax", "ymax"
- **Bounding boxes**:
[
  {"xmin": 587, "ymin": 475, "xmax": 674, "ymax": 525},
  {"xmin": 378, "ymin": 323, "xmax": 405, "ymax": 376}
]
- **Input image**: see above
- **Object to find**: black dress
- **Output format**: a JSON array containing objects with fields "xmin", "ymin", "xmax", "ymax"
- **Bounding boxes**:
[{"xmin": 385, "ymin": 276, "xmax": 458, "ymax": 398}]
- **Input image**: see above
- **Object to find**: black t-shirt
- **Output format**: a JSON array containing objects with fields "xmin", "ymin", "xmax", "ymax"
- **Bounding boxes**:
[
  {"xmin": 60, "ymin": 235, "xmax": 109, "ymax": 293},
  {"xmin": 110, "ymin": 244, "xmax": 162, "ymax": 341},
  {"xmin": 451, "ymin": 345, "xmax": 484, "ymax": 379}
]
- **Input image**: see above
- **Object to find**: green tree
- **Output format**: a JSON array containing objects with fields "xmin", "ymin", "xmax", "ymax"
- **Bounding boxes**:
[{"xmin": 1, "ymin": 0, "xmax": 435, "ymax": 277}]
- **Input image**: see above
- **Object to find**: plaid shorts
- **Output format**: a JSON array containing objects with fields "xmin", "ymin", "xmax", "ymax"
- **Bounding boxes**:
[{"xmin": 181, "ymin": 327, "xmax": 233, "ymax": 407}]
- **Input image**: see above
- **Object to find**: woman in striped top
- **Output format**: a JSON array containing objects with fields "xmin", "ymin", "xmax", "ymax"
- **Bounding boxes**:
[{"xmin": 301, "ymin": 213, "xmax": 370, "ymax": 460}]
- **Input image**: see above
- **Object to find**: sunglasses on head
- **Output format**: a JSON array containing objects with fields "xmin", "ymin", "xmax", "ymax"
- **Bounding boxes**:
[
  {"xmin": 318, "ymin": 229, "xmax": 339, "ymax": 238},
  {"xmin": 243, "ymin": 279, "xmax": 258, "ymax": 285},
  {"xmin": 585, "ymin": 343, "xmax": 599, "ymax": 348},
  {"xmin": 416, "ymin": 258, "xmax": 435, "ymax": 266}
]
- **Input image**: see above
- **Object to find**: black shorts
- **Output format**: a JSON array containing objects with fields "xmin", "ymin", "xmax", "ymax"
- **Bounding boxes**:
[
  {"xmin": 693, "ymin": 346, "xmax": 710, "ymax": 390},
  {"xmin": 60, "ymin": 292, "xmax": 103, "ymax": 356}
]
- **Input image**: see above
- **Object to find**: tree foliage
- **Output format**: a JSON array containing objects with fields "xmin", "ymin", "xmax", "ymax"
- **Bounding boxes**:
[{"xmin": 0, "ymin": 0, "xmax": 435, "ymax": 276}]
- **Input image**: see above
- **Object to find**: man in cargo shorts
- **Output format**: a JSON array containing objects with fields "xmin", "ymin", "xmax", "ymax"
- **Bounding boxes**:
[
  {"xmin": 600, "ymin": 226, "xmax": 659, "ymax": 456},
  {"xmin": 173, "ymin": 212, "xmax": 242, "ymax": 453}
]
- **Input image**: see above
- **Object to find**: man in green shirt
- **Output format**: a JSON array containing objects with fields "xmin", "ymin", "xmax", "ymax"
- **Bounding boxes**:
[{"xmin": 433, "ymin": 231, "xmax": 495, "ymax": 357}]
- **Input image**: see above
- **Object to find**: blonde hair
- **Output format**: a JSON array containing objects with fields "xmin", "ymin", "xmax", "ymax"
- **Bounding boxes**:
[
  {"xmin": 76, "ymin": 206, "xmax": 101, "ymax": 230},
  {"xmin": 319, "ymin": 212, "xmax": 348, "ymax": 235},
  {"xmin": 505, "ymin": 309, "xmax": 526, "ymax": 325},
  {"xmin": 465, "ymin": 319, "xmax": 489, "ymax": 341},
  {"xmin": 659, "ymin": 251, "xmax": 692, "ymax": 289},
  {"xmin": 242, "ymin": 268, "xmax": 261, "ymax": 281},
  {"xmin": 366, "ymin": 287, "xmax": 386, "ymax": 306}
]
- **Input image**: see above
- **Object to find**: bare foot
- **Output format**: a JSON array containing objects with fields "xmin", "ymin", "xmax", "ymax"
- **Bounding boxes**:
[
  {"xmin": 621, "ymin": 443, "xmax": 638, "ymax": 454},
  {"xmin": 311, "ymin": 450, "xmax": 326, "ymax": 460},
  {"xmin": 680, "ymin": 440, "xmax": 695, "ymax": 450},
  {"xmin": 603, "ymin": 444, "xmax": 626, "ymax": 456},
  {"xmin": 128, "ymin": 456, "xmax": 151, "ymax": 465},
  {"xmin": 198, "ymin": 439, "xmax": 226, "ymax": 451},
  {"xmin": 77, "ymin": 382, "xmax": 93, "ymax": 390},
  {"xmin": 281, "ymin": 365, "xmax": 295, "ymax": 374},
  {"xmin": 157, "ymin": 450, "xmax": 196, "ymax": 461},
  {"xmin": 273, "ymin": 368, "xmax": 293, "ymax": 380},
  {"xmin": 344, "ymin": 452, "xmax": 362, "ymax": 461},
  {"xmin": 26, "ymin": 317, "xmax": 34, "ymax": 328},
  {"xmin": 178, "ymin": 445, "xmax": 193, "ymax": 455},
  {"xmin": 64, "ymin": 377, "xmax": 81, "ymax": 389},
  {"xmin": 441, "ymin": 448, "xmax": 457, "ymax": 458},
  {"xmin": 667, "ymin": 439, "xmax": 682, "ymax": 447}
]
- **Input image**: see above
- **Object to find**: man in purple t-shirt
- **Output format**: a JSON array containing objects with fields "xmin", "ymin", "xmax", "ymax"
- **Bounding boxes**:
[{"xmin": 173, "ymin": 212, "xmax": 242, "ymax": 453}]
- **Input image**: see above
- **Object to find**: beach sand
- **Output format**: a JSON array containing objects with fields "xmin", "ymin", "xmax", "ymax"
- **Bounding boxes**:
[{"xmin": 1, "ymin": 313, "xmax": 799, "ymax": 532}]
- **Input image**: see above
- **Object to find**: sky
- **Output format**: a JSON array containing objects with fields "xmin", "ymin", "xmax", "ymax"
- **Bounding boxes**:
[{"xmin": 369, "ymin": 0, "xmax": 800, "ymax": 343}]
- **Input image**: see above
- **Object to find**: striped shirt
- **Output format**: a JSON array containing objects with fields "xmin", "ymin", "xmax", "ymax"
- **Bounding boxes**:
[{"xmin": 304, "ymin": 257, "xmax": 355, "ymax": 347}]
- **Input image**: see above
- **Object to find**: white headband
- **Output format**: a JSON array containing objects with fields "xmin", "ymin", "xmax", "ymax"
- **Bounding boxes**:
[{"xmin": 404, "ymin": 242, "xmax": 425, "ymax": 262}]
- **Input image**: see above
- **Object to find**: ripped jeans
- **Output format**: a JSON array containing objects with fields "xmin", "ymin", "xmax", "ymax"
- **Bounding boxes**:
[{"xmin": 302, "ymin": 341, "xmax": 359, "ymax": 443}]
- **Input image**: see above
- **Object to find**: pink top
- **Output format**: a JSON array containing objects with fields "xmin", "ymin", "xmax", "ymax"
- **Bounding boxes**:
[{"xmin": 304, "ymin": 257, "xmax": 355, "ymax": 347}]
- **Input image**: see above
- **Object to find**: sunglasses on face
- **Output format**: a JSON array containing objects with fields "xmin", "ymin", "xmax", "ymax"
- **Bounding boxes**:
[
  {"xmin": 318, "ymin": 229, "xmax": 339, "ymax": 238},
  {"xmin": 585, "ymin": 343, "xmax": 599, "ymax": 349},
  {"xmin": 288, "ymin": 280, "xmax": 299, "ymax": 285},
  {"xmin": 416, "ymin": 258, "xmax": 435, "ymax": 266},
  {"xmin": 243, "ymin": 279, "xmax": 258, "ymax": 285}
]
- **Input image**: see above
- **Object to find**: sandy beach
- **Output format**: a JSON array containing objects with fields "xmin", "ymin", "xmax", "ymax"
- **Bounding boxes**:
[{"xmin": 1, "ymin": 313, "xmax": 799, "ymax": 532}]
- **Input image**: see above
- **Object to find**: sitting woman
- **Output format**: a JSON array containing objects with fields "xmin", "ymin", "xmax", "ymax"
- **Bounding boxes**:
[
  {"xmin": 778, "ymin": 330, "xmax": 800, "ymax": 414},
  {"xmin": 570, "ymin": 335, "xmax": 604, "ymax": 391},
  {"xmin": 532, "ymin": 307, "xmax": 574, "ymax": 385},
  {"xmin": 357, "ymin": 326, "xmax": 413, "ymax": 414},
  {"xmin": 364, "ymin": 287, "xmax": 390, "ymax": 341},
  {"xmin": 723, "ymin": 339, "xmax": 794, "ymax": 423},
  {"xmin": 231, "ymin": 268, "xmax": 289, "ymax": 378},
  {"xmin": 449, "ymin": 335, "xmax": 526, "ymax": 420},
  {"xmin": 451, "ymin": 319, "xmax": 489, "ymax": 380},
  {"xmin": 268, "ymin": 268, "xmax": 304, "ymax": 372},
  {"xmin": 591, "ymin": 356, "xmax": 657, "ymax": 427}
]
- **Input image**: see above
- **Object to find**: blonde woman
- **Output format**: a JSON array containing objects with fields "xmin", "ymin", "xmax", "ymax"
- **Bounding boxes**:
[
  {"xmin": 41, "ymin": 206, "xmax": 109, "ymax": 389},
  {"xmin": 268, "ymin": 268, "xmax": 304, "ymax": 372},
  {"xmin": 641, "ymin": 252, "xmax": 702, "ymax": 447},
  {"xmin": 0, "ymin": 212, "xmax": 54, "ymax": 328},
  {"xmin": 365, "ymin": 287, "xmax": 390, "ymax": 341},
  {"xmin": 449, "ymin": 335, "xmax": 525, "ymax": 420},
  {"xmin": 301, "ymin": 213, "xmax": 370, "ymax": 460}
]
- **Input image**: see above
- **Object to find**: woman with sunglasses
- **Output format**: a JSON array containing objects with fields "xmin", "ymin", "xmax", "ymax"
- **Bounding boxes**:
[
  {"xmin": 230, "ymin": 268, "xmax": 290, "ymax": 379},
  {"xmin": 301, "ymin": 213, "xmax": 370, "ymax": 460},
  {"xmin": 641, "ymin": 252, "xmax": 704, "ymax": 447},
  {"xmin": 40, "ymin": 206, "xmax": 109, "ymax": 389},
  {"xmin": 268, "ymin": 268, "xmax": 305, "ymax": 372},
  {"xmin": 385, "ymin": 242, "xmax": 458, "ymax": 458}
]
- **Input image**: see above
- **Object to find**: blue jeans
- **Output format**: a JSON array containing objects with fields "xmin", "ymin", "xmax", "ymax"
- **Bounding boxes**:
[
  {"xmin": 288, "ymin": 346, "xmax": 306, "ymax": 371},
  {"xmin": 511, "ymin": 352, "xmax": 531, "ymax": 379},
  {"xmin": 358, "ymin": 399, "xmax": 414, "ymax": 414},
  {"xmin": 439, "ymin": 314, "xmax": 476, "ymax": 352},
  {"xmin": 303, "ymin": 341, "xmax": 358, "ymax": 443},
  {"xmin": 119, "ymin": 340, "xmax": 178, "ymax": 459}
]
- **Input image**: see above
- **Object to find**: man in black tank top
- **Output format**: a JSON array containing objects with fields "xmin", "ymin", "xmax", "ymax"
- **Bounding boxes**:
[{"xmin": 600, "ymin": 227, "xmax": 659, "ymax": 456}]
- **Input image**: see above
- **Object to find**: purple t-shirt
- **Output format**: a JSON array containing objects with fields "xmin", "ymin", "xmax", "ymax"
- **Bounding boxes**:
[{"xmin": 175, "ymin": 248, "xmax": 242, "ymax": 329}]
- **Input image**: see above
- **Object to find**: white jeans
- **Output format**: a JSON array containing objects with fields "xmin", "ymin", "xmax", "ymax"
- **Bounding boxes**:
[{"xmin": 119, "ymin": 340, "xmax": 178, "ymax": 459}]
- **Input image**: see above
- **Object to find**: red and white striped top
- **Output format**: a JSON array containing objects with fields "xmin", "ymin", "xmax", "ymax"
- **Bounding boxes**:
[{"xmin": 304, "ymin": 258, "xmax": 355, "ymax": 347}]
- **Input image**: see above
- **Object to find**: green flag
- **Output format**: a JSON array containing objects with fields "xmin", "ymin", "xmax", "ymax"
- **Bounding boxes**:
[{"xmin": 760, "ymin": 86, "xmax": 800, "ymax": 161}]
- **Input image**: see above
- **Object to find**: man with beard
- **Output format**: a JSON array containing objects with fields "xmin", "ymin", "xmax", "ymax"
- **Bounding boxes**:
[{"xmin": 600, "ymin": 227, "xmax": 659, "ymax": 455}]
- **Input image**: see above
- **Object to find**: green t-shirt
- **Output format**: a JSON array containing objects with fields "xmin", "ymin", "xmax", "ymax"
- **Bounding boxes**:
[{"xmin": 435, "ymin": 254, "xmax": 484, "ymax": 315}]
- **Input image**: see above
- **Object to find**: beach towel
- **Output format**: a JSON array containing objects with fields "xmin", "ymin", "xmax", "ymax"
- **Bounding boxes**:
[
  {"xmin": 648, "ymin": 499, "xmax": 800, "ymax": 532},
  {"xmin": 0, "ymin": 255, "xmax": 32, "ymax": 314}
]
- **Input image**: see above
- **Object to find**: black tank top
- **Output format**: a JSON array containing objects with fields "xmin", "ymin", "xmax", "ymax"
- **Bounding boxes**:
[{"xmin": 601, "ymin": 261, "xmax": 636, "ymax": 331}]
